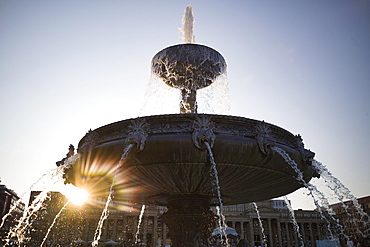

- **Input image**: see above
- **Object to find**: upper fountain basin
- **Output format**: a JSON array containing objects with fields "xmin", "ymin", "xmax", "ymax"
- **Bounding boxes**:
[
  {"xmin": 63, "ymin": 114, "xmax": 318, "ymax": 206},
  {"xmin": 151, "ymin": 44, "xmax": 227, "ymax": 90}
]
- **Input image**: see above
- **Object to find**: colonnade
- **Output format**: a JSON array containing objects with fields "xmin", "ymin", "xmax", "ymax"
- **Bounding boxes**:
[
  {"xmin": 226, "ymin": 218, "xmax": 326, "ymax": 247},
  {"xmin": 79, "ymin": 214, "xmax": 327, "ymax": 247}
]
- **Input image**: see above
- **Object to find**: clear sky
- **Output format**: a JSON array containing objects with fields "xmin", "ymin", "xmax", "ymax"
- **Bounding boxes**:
[{"xmin": 0, "ymin": 1, "xmax": 369, "ymax": 210}]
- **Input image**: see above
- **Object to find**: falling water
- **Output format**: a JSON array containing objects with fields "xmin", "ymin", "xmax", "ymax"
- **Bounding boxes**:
[
  {"xmin": 3, "ymin": 154, "xmax": 80, "ymax": 246},
  {"xmin": 197, "ymin": 74, "xmax": 231, "ymax": 115},
  {"xmin": 252, "ymin": 202, "xmax": 268, "ymax": 247},
  {"xmin": 204, "ymin": 141, "xmax": 227, "ymax": 244},
  {"xmin": 4, "ymin": 191, "xmax": 50, "ymax": 246},
  {"xmin": 283, "ymin": 196, "xmax": 304, "ymax": 246},
  {"xmin": 1, "ymin": 153, "xmax": 80, "ymax": 231},
  {"xmin": 181, "ymin": 5, "xmax": 195, "ymax": 43},
  {"xmin": 271, "ymin": 146, "xmax": 347, "ymax": 240},
  {"xmin": 92, "ymin": 144, "xmax": 134, "ymax": 246},
  {"xmin": 40, "ymin": 201, "xmax": 69, "ymax": 247},
  {"xmin": 92, "ymin": 193, "xmax": 112, "ymax": 247},
  {"xmin": 135, "ymin": 205, "xmax": 146, "ymax": 244},
  {"xmin": 312, "ymin": 159, "xmax": 370, "ymax": 237}
]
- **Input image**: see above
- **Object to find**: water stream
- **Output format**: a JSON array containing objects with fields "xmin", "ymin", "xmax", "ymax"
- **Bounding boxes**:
[
  {"xmin": 204, "ymin": 141, "xmax": 228, "ymax": 245},
  {"xmin": 272, "ymin": 146, "xmax": 347, "ymax": 240},
  {"xmin": 181, "ymin": 5, "xmax": 195, "ymax": 43},
  {"xmin": 312, "ymin": 159, "xmax": 370, "ymax": 237},
  {"xmin": 135, "ymin": 205, "xmax": 146, "ymax": 245},
  {"xmin": 283, "ymin": 196, "xmax": 304, "ymax": 246},
  {"xmin": 40, "ymin": 201, "xmax": 70, "ymax": 247},
  {"xmin": 252, "ymin": 202, "xmax": 268, "ymax": 247},
  {"xmin": 92, "ymin": 144, "xmax": 134, "ymax": 246},
  {"xmin": 3, "ymin": 154, "xmax": 80, "ymax": 246},
  {"xmin": 4, "ymin": 191, "xmax": 50, "ymax": 246}
]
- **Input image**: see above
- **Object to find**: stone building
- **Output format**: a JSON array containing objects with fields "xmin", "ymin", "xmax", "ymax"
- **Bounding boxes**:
[
  {"xmin": 329, "ymin": 195, "xmax": 370, "ymax": 246},
  {"xmin": 28, "ymin": 191, "xmax": 368, "ymax": 247},
  {"xmin": 0, "ymin": 184, "xmax": 25, "ymax": 245},
  {"xmin": 221, "ymin": 200, "xmax": 329, "ymax": 247},
  {"xmin": 77, "ymin": 199, "xmax": 330, "ymax": 247}
]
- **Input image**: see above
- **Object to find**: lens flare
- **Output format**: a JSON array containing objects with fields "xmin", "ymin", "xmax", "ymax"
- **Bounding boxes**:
[{"xmin": 59, "ymin": 184, "xmax": 89, "ymax": 205}]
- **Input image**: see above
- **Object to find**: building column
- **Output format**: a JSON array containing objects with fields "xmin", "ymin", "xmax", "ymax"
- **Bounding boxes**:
[
  {"xmin": 153, "ymin": 217, "xmax": 158, "ymax": 247},
  {"xmin": 277, "ymin": 220, "xmax": 282, "ymax": 247},
  {"xmin": 231, "ymin": 221, "xmax": 236, "ymax": 228},
  {"xmin": 142, "ymin": 216, "xmax": 147, "ymax": 245},
  {"xmin": 123, "ymin": 216, "xmax": 127, "ymax": 241},
  {"xmin": 249, "ymin": 219, "xmax": 255, "ymax": 246},
  {"xmin": 309, "ymin": 223, "xmax": 314, "ymax": 247},
  {"xmin": 268, "ymin": 218, "xmax": 273, "ymax": 247},
  {"xmin": 240, "ymin": 221, "xmax": 245, "ymax": 239},
  {"xmin": 300, "ymin": 222, "xmax": 306, "ymax": 244},
  {"xmin": 113, "ymin": 219, "xmax": 117, "ymax": 240},
  {"xmin": 285, "ymin": 222, "xmax": 291, "ymax": 247},
  {"xmin": 103, "ymin": 219, "xmax": 108, "ymax": 241},
  {"xmin": 163, "ymin": 223, "xmax": 167, "ymax": 246}
]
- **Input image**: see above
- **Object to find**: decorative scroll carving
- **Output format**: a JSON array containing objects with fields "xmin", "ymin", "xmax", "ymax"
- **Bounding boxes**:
[
  {"xmin": 56, "ymin": 144, "xmax": 75, "ymax": 167},
  {"xmin": 255, "ymin": 121, "xmax": 275, "ymax": 155},
  {"xmin": 79, "ymin": 129, "xmax": 99, "ymax": 153},
  {"xmin": 150, "ymin": 122, "xmax": 192, "ymax": 134},
  {"xmin": 192, "ymin": 116, "xmax": 215, "ymax": 149},
  {"xmin": 125, "ymin": 119, "xmax": 149, "ymax": 151},
  {"xmin": 295, "ymin": 134, "xmax": 315, "ymax": 165}
]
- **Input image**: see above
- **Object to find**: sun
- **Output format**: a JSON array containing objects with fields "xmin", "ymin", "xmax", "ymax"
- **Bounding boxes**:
[{"xmin": 59, "ymin": 184, "xmax": 90, "ymax": 206}]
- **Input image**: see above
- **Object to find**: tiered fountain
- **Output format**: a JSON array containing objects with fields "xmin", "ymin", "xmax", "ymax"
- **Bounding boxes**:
[{"xmin": 61, "ymin": 5, "xmax": 319, "ymax": 247}]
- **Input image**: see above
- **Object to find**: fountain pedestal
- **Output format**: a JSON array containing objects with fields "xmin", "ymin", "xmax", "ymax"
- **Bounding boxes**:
[
  {"xmin": 151, "ymin": 44, "xmax": 226, "ymax": 113},
  {"xmin": 160, "ymin": 195, "xmax": 216, "ymax": 247}
]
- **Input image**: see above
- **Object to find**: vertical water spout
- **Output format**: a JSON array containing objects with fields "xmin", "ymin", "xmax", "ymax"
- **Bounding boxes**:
[
  {"xmin": 182, "ymin": 5, "xmax": 195, "ymax": 43},
  {"xmin": 253, "ymin": 202, "xmax": 268, "ymax": 247},
  {"xmin": 92, "ymin": 143, "xmax": 134, "ymax": 246},
  {"xmin": 135, "ymin": 205, "xmax": 146, "ymax": 245},
  {"xmin": 283, "ymin": 196, "xmax": 304, "ymax": 246},
  {"xmin": 204, "ymin": 141, "xmax": 227, "ymax": 244},
  {"xmin": 40, "ymin": 201, "xmax": 69, "ymax": 247}
]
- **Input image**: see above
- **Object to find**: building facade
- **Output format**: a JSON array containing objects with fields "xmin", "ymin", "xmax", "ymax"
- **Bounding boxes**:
[
  {"xmin": 0, "ymin": 184, "xmax": 25, "ymax": 246},
  {"xmin": 329, "ymin": 196, "xmax": 370, "ymax": 246},
  {"xmin": 24, "ymin": 192, "xmax": 332, "ymax": 247},
  {"xmin": 217, "ymin": 200, "xmax": 329, "ymax": 247},
  {"xmin": 20, "ymin": 192, "xmax": 370, "ymax": 247}
]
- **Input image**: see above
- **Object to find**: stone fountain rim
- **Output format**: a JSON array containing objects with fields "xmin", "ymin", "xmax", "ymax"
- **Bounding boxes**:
[
  {"xmin": 77, "ymin": 113, "xmax": 303, "ymax": 153},
  {"xmin": 151, "ymin": 43, "xmax": 227, "ymax": 63}
]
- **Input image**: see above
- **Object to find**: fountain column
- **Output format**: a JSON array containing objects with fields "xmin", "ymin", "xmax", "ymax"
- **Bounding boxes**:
[{"xmin": 160, "ymin": 195, "xmax": 215, "ymax": 247}]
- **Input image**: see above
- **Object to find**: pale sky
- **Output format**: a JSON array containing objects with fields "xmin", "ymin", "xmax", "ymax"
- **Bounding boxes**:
[{"xmin": 0, "ymin": 1, "xmax": 369, "ymax": 210}]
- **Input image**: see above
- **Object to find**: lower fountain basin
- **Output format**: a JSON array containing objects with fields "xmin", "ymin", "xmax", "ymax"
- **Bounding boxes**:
[{"xmin": 64, "ymin": 114, "xmax": 317, "ymax": 205}]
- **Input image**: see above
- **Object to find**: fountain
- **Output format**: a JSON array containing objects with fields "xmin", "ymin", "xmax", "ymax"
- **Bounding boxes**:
[{"xmin": 60, "ymin": 5, "xmax": 319, "ymax": 247}]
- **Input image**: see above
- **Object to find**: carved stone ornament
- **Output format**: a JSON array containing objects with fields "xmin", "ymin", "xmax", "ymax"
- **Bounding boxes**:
[
  {"xmin": 78, "ymin": 129, "xmax": 99, "ymax": 153},
  {"xmin": 125, "ymin": 118, "xmax": 149, "ymax": 151},
  {"xmin": 295, "ymin": 134, "xmax": 315, "ymax": 165},
  {"xmin": 255, "ymin": 121, "xmax": 275, "ymax": 155},
  {"xmin": 192, "ymin": 115, "xmax": 216, "ymax": 149},
  {"xmin": 56, "ymin": 144, "xmax": 75, "ymax": 167}
]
